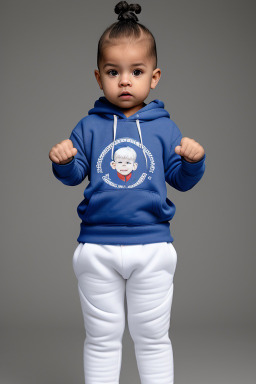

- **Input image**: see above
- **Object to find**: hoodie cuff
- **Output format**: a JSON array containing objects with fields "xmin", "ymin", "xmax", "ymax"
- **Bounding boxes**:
[
  {"xmin": 181, "ymin": 153, "xmax": 206, "ymax": 175},
  {"xmin": 52, "ymin": 157, "xmax": 75, "ymax": 177}
]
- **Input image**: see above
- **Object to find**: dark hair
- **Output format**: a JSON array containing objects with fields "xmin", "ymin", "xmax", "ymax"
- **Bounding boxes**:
[{"xmin": 97, "ymin": 1, "xmax": 157, "ymax": 69}]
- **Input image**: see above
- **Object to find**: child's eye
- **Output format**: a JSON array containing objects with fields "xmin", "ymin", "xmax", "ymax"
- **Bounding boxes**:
[
  {"xmin": 107, "ymin": 70, "xmax": 118, "ymax": 77},
  {"xmin": 133, "ymin": 69, "xmax": 143, "ymax": 77}
]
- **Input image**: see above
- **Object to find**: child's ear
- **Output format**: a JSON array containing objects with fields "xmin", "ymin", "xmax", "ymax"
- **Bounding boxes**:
[
  {"xmin": 94, "ymin": 69, "xmax": 103, "ymax": 90},
  {"xmin": 151, "ymin": 68, "xmax": 161, "ymax": 89}
]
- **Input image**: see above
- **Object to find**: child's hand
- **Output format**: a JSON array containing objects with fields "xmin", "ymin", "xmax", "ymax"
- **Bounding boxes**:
[
  {"xmin": 49, "ymin": 139, "xmax": 78, "ymax": 164},
  {"xmin": 175, "ymin": 137, "xmax": 205, "ymax": 163}
]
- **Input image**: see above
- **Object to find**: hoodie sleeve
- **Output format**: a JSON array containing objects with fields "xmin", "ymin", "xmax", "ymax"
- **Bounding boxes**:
[
  {"xmin": 165, "ymin": 122, "xmax": 206, "ymax": 191},
  {"xmin": 52, "ymin": 121, "xmax": 90, "ymax": 186}
]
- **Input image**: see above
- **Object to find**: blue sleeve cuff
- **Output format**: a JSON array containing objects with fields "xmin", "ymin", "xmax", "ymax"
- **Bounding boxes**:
[
  {"xmin": 52, "ymin": 157, "xmax": 75, "ymax": 177},
  {"xmin": 181, "ymin": 153, "xmax": 206, "ymax": 174}
]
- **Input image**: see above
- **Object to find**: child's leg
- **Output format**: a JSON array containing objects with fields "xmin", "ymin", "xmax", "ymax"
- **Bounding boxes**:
[
  {"xmin": 72, "ymin": 243, "xmax": 126, "ymax": 384},
  {"xmin": 126, "ymin": 242, "xmax": 177, "ymax": 384}
]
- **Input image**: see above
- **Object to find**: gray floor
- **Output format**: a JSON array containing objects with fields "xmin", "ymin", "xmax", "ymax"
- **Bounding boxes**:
[{"xmin": 1, "ymin": 325, "xmax": 255, "ymax": 384}]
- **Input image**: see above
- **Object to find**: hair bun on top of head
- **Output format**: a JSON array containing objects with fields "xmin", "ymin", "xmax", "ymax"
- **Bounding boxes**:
[{"xmin": 114, "ymin": 1, "xmax": 141, "ymax": 22}]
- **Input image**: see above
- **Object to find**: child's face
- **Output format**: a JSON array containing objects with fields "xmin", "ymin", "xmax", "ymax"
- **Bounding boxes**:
[
  {"xmin": 95, "ymin": 36, "xmax": 161, "ymax": 117},
  {"xmin": 111, "ymin": 157, "xmax": 137, "ymax": 175}
]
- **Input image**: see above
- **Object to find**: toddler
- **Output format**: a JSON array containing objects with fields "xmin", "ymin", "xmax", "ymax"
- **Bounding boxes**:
[{"xmin": 49, "ymin": 2, "xmax": 206, "ymax": 383}]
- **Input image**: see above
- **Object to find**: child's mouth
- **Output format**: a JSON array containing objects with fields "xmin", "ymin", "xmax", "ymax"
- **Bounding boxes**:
[{"xmin": 119, "ymin": 93, "xmax": 132, "ymax": 99}]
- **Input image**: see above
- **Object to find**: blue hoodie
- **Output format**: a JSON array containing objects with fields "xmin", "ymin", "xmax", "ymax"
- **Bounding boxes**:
[{"xmin": 52, "ymin": 96, "xmax": 206, "ymax": 245}]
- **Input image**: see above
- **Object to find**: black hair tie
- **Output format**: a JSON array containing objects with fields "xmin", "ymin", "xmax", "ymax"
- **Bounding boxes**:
[{"xmin": 115, "ymin": 1, "xmax": 141, "ymax": 22}]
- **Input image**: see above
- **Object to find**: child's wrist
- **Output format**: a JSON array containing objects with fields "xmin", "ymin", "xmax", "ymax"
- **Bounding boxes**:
[{"xmin": 58, "ymin": 156, "xmax": 74, "ymax": 165}]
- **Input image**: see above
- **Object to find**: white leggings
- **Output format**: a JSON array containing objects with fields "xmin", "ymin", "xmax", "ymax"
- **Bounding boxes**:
[{"xmin": 72, "ymin": 241, "xmax": 177, "ymax": 384}]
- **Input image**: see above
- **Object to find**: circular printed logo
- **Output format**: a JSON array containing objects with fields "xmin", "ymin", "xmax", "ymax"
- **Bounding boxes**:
[{"xmin": 96, "ymin": 138, "xmax": 155, "ymax": 188}]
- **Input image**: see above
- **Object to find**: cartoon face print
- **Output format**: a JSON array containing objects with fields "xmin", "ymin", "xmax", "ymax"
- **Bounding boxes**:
[
  {"xmin": 110, "ymin": 147, "xmax": 138, "ymax": 177},
  {"xmin": 97, "ymin": 137, "xmax": 155, "ymax": 188}
]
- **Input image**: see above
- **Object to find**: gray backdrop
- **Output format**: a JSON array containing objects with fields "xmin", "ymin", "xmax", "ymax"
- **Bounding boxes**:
[{"xmin": 1, "ymin": 0, "xmax": 255, "ymax": 383}]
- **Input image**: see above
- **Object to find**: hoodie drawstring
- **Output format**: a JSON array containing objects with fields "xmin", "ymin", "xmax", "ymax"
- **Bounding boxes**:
[
  {"xmin": 111, "ymin": 114, "xmax": 118, "ymax": 161},
  {"xmin": 136, "ymin": 119, "xmax": 148, "ymax": 169},
  {"xmin": 112, "ymin": 114, "xmax": 148, "ymax": 169}
]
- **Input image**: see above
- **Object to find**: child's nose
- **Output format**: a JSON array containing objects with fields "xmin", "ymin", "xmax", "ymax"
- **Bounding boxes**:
[{"xmin": 119, "ymin": 74, "xmax": 132, "ymax": 86}]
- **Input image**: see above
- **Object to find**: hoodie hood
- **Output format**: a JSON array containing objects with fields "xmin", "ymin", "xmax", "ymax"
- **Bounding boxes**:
[
  {"xmin": 88, "ymin": 97, "xmax": 170, "ymax": 168},
  {"xmin": 88, "ymin": 96, "xmax": 170, "ymax": 121}
]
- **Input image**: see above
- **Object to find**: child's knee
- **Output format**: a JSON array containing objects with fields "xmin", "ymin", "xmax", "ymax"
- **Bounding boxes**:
[
  {"xmin": 85, "ymin": 310, "xmax": 126, "ymax": 341},
  {"xmin": 127, "ymin": 312, "xmax": 170, "ymax": 344}
]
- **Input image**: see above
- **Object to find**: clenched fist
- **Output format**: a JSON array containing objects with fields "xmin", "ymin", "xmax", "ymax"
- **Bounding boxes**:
[
  {"xmin": 49, "ymin": 139, "xmax": 78, "ymax": 164},
  {"xmin": 175, "ymin": 137, "xmax": 205, "ymax": 163}
]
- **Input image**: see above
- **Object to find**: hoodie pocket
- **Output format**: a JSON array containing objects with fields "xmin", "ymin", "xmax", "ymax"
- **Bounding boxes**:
[
  {"xmin": 154, "ymin": 195, "xmax": 176, "ymax": 222},
  {"xmin": 81, "ymin": 189, "xmax": 162, "ymax": 226}
]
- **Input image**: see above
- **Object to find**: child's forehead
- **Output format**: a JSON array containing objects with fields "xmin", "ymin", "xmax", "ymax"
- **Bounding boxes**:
[{"xmin": 116, "ymin": 156, "xmax": 133, "ymax": 161}]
